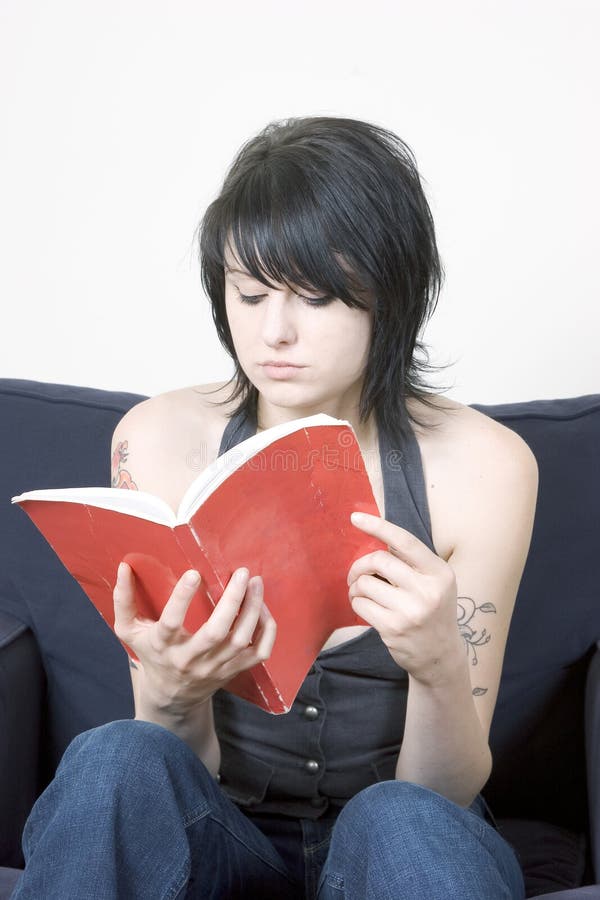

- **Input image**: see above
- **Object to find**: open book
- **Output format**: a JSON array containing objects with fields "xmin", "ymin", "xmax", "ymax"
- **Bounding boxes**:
[{"xmin": 11, "ymin": 413, "xmax": 386, "ymax": 713}]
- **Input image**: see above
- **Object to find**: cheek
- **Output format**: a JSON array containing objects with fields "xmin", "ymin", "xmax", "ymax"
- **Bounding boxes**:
[
  {"xmin": 315, "ymin": 331, "xmax": 370, "ymax": 380},
  {"xmin": 330, "ymin": 314, "xmax": 371, "ymax": 366},
  {"xmin": 224, "ymin": 298, "xmax": 247, "ymax": 345}
]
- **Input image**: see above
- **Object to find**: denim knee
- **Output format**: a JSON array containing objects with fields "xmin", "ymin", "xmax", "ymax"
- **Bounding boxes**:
[
  {"xmin": 57, "ymin": 719, "xmax": 207, "ymax": 790},
  {"xmin": 334, "ymin": 780, "xmax": 480, "ymax": 842},
  {"xmin": 17, "ymin": 722, "xmax": 216, "ymax": 899},
  {"xmin": 65, "ymin": 718, "xmax": 190, "ymax": 755},
  {"xmin": 320, "ymin": 783, "xmax": 525, "ymax": 899}
]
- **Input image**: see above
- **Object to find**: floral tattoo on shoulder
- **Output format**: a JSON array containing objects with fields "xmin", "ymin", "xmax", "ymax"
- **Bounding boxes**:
[{"xmin": 111, "ymin": 440, "xmax": 138, "ymax": 490}]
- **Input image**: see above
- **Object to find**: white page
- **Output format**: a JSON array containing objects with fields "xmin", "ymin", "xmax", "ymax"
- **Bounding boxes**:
[
  {"xmin": 11, "ymin": 413, "xmax": 351, "ymax": 527},
  {"xmin": 11, "ymin": 485, "xmax": 178, "ymax": 526}
]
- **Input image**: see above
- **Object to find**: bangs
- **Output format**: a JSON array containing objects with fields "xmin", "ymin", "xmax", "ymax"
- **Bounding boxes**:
[{"xmin": 216, "ymin": 166, "xmax": 372, "ymax": 310}]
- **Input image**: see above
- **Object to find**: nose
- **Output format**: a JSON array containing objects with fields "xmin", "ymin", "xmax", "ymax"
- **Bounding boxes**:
[{"xmin": 260, "ymin": 294, "xmax": 298, "ymax": 347}]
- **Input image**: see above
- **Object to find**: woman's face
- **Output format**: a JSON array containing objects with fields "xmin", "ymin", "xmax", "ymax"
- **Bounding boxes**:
[{"xmin": 223, "ymin": 244, "xmax": 374, "ymax": 419}]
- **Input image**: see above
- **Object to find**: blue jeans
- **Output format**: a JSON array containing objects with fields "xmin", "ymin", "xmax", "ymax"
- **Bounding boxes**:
[{"xmin": 12, "ymin": 720, "xmax": 525, "ymax": 899}]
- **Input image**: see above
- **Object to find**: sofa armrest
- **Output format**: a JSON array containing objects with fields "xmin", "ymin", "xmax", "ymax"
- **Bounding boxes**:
[
  {"xmin": 0, "ymin": 611, "xmax": 45, "ymax": 867},
  {"xmin": 536, "ymin": 888, "xmax": 600, "ymax": 898},
  {"xmin": 585, "ymin": 641, "xmax": 600, "ymax": 884}
]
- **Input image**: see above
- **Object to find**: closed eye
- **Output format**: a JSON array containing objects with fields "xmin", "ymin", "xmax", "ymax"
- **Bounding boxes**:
[{"xmin": 234, "ymin": 287, "xmax": 334, "ymax": 308}]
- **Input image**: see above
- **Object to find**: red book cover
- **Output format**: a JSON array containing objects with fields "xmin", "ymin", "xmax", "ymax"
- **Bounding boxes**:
[{"xmin": 12, "ymin": 414, "xmax": 386, "ymax": 713}]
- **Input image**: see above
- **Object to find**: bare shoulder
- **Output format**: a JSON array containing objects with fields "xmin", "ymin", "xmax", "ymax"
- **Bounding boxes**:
[
  {"xmin": 455, "ymin": 400, "xmax": 539, "ymax": 506},
  {"xmin": 408, "ymin": 395, "xmax": 539, "ymax": 558},
  {"xmin": 110, "ymin": 380, "xmax": 233, "ymax": 512},
  {"xmin": 410, "ymin": 393, "xmax": 538, "ymax": 471}
]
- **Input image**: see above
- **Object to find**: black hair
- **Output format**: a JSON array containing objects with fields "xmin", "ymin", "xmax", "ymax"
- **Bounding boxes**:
[{"xmin": 196, "ymin": 115, "xmax": 456, "ymax": 444}]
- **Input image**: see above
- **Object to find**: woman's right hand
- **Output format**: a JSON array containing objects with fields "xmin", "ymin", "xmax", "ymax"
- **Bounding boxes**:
[{"xmin": 113, "ymin": 563, "xmax": 276, "ymax": 718}]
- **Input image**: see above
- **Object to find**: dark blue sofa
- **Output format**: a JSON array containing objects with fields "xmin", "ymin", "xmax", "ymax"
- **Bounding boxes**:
[{"xmin": 0, "ymin": 378, "xmax": 599, "ymax": 898}]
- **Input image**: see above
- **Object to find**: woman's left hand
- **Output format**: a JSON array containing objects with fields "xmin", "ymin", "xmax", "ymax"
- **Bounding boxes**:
[{"xmin": 347, "ymin": 511, "xmax": 465, "ymax": 686}]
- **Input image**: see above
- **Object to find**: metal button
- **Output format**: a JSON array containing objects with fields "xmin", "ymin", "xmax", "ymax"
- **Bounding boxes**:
[
  {"xmin": 303, "ymin": 705, "xmax": 319, "ymax": 720},
  {"xmin": 216, "ymin": 773, "xmax": 221, "ymax": 783},
  {"xmin": 304, "ymin": 759, "xmax": 320, "ymax": 774}
]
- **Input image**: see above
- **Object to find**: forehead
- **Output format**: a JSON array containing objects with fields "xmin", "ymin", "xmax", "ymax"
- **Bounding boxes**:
[
  {"xmin": 223, "ymin": 243, "xmax": 246, "ymax": 272},
  {"xmin": 223, "ymin": 242, "xmax": 271, "ymax": 281},
  {"xmin": 223, "ymin": 240, "xmax": 345, "ymax": 279},
  {"xmin": 222, "ymin": 241, "xmax": 294, "ymax": 287}
]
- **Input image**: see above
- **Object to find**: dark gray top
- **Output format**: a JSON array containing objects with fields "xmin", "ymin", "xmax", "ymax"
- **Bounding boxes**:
[{"xmin": 212, "ymin": 405, "xmax": 436, "ymax": 819}]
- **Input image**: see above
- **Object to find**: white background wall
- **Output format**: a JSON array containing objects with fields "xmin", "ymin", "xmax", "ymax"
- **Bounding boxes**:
[{"xmin": 1, "ymin": 0, "xmax": 598, "ymax": 404}]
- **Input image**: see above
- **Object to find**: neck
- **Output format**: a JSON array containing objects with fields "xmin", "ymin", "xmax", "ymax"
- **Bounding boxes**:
[{"xmin": 255, "ymin": 396, "xmax": 379, "ymax": 452}]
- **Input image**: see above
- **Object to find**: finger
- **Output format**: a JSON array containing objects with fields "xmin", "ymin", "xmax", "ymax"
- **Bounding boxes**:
[
  {"xmin": 155, "ymin": 569, "xmax": 202, "ymax": 645},
  {"xmin": 349, "ymin": 573, "xmax": 407, "ymax": 611},
  {"xmin": 191, "ymin": 567, "xmax": 250, "ymax": 651},
  {"xmin": 233, "ymin": 598, "xmax": 277, "ymax": 667},
  {"xmin": 113, "ymin": 562, "xmax": 138, "ymax": 636},
  {"xmin": 249, "ymin": 600, "xmax": 277, "ymax": 660},
  {"xmin": 219, "ymin": 576, "xmax": 265, "ymax": 659},
  {"xmin": 347, "ymin": 549, "xmax": 413, "ymax": 588},
  {"xmin": 223, "ymin": 575, "xmax": 271, "ymax": 659},
  {"xmin": 350, "ymin": 512, "xmax": 439, "ymax": 573},
  {"xmin": 349, "ymin": 593, "xmax": 384, "ymax": 630}
]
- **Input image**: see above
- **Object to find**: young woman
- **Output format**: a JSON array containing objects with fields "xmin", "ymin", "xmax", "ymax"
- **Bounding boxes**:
[{"xmin": 14, "ymin": 116, "xmax": 537, "ymax": 899}]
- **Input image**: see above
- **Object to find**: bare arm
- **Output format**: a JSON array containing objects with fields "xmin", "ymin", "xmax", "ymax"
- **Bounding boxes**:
[
  {"xmin": 347, "ymin": 418, "xmax": 538, "ymax": 807},
  {"xmin": 394, "ymin": 426, "xmax": 539, "ymax": 806},
  {"xmin": 395, "ymin": 657, "xmax": 492, "ymax": 806}
]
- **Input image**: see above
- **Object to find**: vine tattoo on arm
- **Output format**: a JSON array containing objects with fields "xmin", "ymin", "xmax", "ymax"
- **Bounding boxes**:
[{"xmin": 457, "ymin": 595, "xmax": 496, "ymax": 696}]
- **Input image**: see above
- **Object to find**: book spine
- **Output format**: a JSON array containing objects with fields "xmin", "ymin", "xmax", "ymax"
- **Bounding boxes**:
[
  {"xmin": 172, "ymin": 522, "xmax": 221, "ymax": 611},
  {"xmin": 173, "ymin": 523, "xmax": 284, "ymax": 713},
  {"xmin": 254, "ymin": 666, "xmax": 288, "ymax": 713}
]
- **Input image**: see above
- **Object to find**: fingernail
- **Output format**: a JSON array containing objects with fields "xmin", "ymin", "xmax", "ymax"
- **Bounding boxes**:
[
  {"xmin": 351, "ymin": 512, "xmax": 364, "ymax": 524},
  {"xmin": 184, "ymin": 570, "xmax": 201, "ymax": 586},
  {"xmin": 117, "ymin": 562, "xmax": 128, "ymax": 579},
  {"xmin": 236, "ymin": 567, "xmax": 249, "ymax": 582}
]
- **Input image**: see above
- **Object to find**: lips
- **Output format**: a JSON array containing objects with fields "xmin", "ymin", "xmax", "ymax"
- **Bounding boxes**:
[
  {"xmin": 261, "ymin": 362, "xmax": 304, "ymax": 368},
  {"xmin": 261, "ymin": 363, "xmax": 305, "ymax": 380}
]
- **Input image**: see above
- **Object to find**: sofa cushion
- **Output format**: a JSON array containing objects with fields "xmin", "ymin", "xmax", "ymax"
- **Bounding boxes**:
[
  {"xmin": 0, "ymin": 867, "xmax": 22, "ymax": 898},
  {"xmin": 0, "ymin": 379, "xmax": 147, "ymax": 783},
  {"xmin": 470, "ymin": 395, "xmax": 600, "ymax": 832},
  {"xmin": 496, "ymin": 818, "xmax": 588, "ymax": 897}
]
